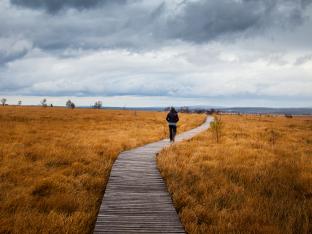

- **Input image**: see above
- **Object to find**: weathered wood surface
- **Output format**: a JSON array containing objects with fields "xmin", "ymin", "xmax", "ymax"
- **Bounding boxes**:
[{"xmin": 94, "ymin": 116, "xmax": 213, "ymax": 233}]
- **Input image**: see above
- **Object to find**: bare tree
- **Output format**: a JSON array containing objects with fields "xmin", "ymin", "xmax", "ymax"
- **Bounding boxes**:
[
  {"xmin": 1, "ymin": 98, "xmax": 7, "ymax": 106},
  {"xmin": 66, "ymin": 100, "xmax": 75, "ymax": 109},
  {"xmin": 66, "ymin": 99, "xmax": 72, "ymax": 108},
  {"xmin": 40, "ymin": 98, "xmax": 47, "ymax": 107},
  {"xmin": 94, "ymin": 100, "xmax": 102, "ymax": 109},
  {"xmin": 18, "ymin": 100, "xmax": 22, "ymax": 106}
]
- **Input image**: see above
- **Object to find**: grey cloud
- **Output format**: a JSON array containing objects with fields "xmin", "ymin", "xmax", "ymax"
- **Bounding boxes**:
[
  {"xmin": 0, "ymin": 49, "xmax": 28, "ymax": 64},
  {"xmin": 0, "ymin": 39, "xmax": 33, "ymax": 64},
  {"xmin": 1, "ymin": 77, "xmax": 192, "ymax": 98},
  {"xmin": 295, "ymin": 54, "xmax": 312, "ymax": 65},
  {"xmin": 166, "ymin": 0, "xmax": 311, "ymax": 42},
  {"xmin": 10, "ymin": 0, "xmax": 126, "ymax": 13},
  {"xmin": 3, "ymin": 0, "xmax": 311, "ymax": 53}
]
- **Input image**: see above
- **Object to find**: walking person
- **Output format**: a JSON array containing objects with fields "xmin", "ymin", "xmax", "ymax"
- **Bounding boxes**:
[{"xmin": 166, "ymin": 107, "xmax": 179, "ymax": 142}]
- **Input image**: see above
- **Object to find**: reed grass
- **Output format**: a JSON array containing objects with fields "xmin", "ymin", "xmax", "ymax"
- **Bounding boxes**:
[
  {"xmin": 157, "ymin": 114, "xmax": 312, "ymax": 234},
  {"xmin": 0, "ymin": 106, "xmax": 205, "ymax": 233}
]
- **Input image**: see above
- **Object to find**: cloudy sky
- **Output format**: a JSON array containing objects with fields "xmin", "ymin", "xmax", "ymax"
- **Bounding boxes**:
[{"xmin": 0, "ymin": 0, "xmax": 312, "ymax": 107}]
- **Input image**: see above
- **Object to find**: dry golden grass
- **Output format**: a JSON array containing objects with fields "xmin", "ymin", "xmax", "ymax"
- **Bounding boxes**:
[
  {"xmin": 157, "ymin": 114, "xmax": 312, "ymax": 234},
  {"xmin": 0, "ymin": 106, "xmax": 205, "ymax": 234}
]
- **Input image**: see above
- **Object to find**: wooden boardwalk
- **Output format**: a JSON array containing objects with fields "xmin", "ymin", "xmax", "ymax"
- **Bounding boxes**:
[{"xmin": 94, "ymin": 116, "xmax": 213, "ymax": 233}]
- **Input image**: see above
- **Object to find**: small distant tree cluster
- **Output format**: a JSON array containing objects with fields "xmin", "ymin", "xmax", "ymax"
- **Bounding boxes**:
[
  {"xmin": 18, "ymin": 100, "xmax": 22, "ymax": 106},
  {"xmin": 93, "ymin": 101, "xmax": 102, "ymax": 109},
  {"xmin": 207, "ymin": 108, "xmax": 218, "ymax": 115},
  {"xmin": 179, "ymin": 106, "xmax": 191, "ymax": 113},
  {"xmin": 66, "ymin": 100, "xmax": 75, "ymax": 109},
  {"xmin": 210, "ymin": 115, "xmax": 224, "ymax": 143},
  {"xmin": 1, "ymin": 98, "xmax": 7, "ymax": 106},
  {"xmin": 194, "ymin": 108, "xmax": 207, "ymax": 114},
  {"xmin": 285, "ymin": 114, "xmax": 293, "ymax": 118},
  {"xmin": 40, "ymin": 98, "xmax": 48, "ymax": 107}
]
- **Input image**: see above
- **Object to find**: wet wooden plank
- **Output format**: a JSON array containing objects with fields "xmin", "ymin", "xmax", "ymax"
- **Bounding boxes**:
[{"xmin": 93, "ymin": 116, "xmax": 213, "ymax": 233}]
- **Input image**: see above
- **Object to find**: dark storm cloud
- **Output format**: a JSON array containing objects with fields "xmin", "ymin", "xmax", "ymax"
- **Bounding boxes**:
[
  {"xmin": 10, "ymin": 0, "xmax": 126, "ymax": 13},
  {"xmin": 167, "ymin": 0, "xmax": 311, "ymax": 42},
  {"xmin": 3, "ymin": 0, "xmax": 311, "ymax": 53},
  {"xmin": 0, "ymin": 50, "xmax": 27, "ymax": 64},
  {"xmin": 0, "ymin": 39, "xmax": 33, "ymax": 65}
]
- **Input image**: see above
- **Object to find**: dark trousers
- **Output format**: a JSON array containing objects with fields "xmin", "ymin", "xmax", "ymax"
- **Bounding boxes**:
[{"xmin": 169, "ymin": 125, "xmax": 177, "ymax": 142}]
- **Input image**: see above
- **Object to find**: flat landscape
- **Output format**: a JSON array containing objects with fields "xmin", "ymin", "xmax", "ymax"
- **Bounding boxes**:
[
  {"xmin": 0, "ymin": 106, "xmax": 205, "ymax": 234},
  {"xmin": 157, "ymin": 115, "xmax": 312, "ymax": 233},
  {"xmin": 1, "ymin": 1, "xmax": 311, "ymax": 233}
]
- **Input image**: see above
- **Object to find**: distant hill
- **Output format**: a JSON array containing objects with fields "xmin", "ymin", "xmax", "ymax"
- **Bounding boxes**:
[
  {"xmin": 217, "ymin": 107, "xmax": 312, "ymax": 115},
  {"xmin": 88, "ymin": 106, "xmax": 312, "ymax": 115}
]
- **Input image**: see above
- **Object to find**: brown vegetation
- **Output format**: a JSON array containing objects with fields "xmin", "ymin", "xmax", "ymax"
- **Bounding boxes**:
[
  {"xmin": 210, "ymin": 115, "xmax": 224, "ymax": 143},
  {"xmin": 157, "ymin": 115, "xmax": 312, "ymax": 234},
  {"xmin": 0, "ymin": 106, "xmax": 205, "ymax": 233}
]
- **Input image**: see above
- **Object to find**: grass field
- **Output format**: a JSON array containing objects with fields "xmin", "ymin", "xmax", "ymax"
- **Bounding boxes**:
[
  {"xmin": 0, "ymin": 106, "xmax": 205, "ymax": 234},
  {"xmin": 157, "ymin": 115, "xmax": 312, "ymax": 234}
]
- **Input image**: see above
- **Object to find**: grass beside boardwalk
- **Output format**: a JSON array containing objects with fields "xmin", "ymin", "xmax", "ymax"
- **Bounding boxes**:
[
  {"xmin": 0, "ymin": 106, "xmax": 205, "ymax": 234},
  {"xmin": 157, "ymin": 115, "xmax": 312, "ymax": 234}
]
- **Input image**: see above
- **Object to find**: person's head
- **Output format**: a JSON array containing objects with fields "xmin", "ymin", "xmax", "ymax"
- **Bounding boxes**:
[{"xmin": 170, "ymin": 107, "xmax": 176, "ymax": 113}]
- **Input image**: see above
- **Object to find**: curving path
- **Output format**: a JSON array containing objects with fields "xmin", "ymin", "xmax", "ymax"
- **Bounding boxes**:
[{"xmin": 94, "ymin": 116, "xmax": 213, "ymax": 233}]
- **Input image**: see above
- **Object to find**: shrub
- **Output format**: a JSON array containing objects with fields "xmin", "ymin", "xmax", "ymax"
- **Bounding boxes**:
[
  {"xmin": 210, "ymin": 115, "xmax": 224, "ymax": 143},
  {"xmin": 93, "ymin": 101, "xmax": 102, "ymax": 109}
]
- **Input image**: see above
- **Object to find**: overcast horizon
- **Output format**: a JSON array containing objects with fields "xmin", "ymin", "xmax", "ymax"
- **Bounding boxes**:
[{"xmin": 1, "ymin": 0, "xmax": 312, "ymax": 107}]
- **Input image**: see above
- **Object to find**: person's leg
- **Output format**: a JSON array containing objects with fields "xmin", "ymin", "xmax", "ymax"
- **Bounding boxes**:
[
  {"xmin": 172, "ymin": 126, "xmax": 177, "ymax": 142},
  {"xmin": 169, "ymin": 125, "xmax": 173, "ymax": 141}
]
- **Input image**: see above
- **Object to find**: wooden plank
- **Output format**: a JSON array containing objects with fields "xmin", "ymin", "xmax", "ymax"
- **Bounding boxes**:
[{"xmin": 93, "ymin": 116, "xmax": 213, "ymax": 233}]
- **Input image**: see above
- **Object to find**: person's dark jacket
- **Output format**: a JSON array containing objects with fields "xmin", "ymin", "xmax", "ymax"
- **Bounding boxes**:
[{"xmin": 166, "ymin": 110, "xmax": 179, "ymax": 125}]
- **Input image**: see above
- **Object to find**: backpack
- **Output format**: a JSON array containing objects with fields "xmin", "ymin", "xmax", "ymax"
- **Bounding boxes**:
[{"xmin": 173, "ymin": 113, "xmax": 178, "ymax": 122}]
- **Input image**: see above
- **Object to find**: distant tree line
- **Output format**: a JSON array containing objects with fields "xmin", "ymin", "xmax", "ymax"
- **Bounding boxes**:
[
  {"xmin": 164, "ymin": 106, "xmax": 220, "ymax": 114},
  {"xmin": 38, "ymin": 98, "xmax": 104, "ymax": 109},
  {"xmin": 0, "ymin": 97, "xmax": 105, "ymax": 109}
]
